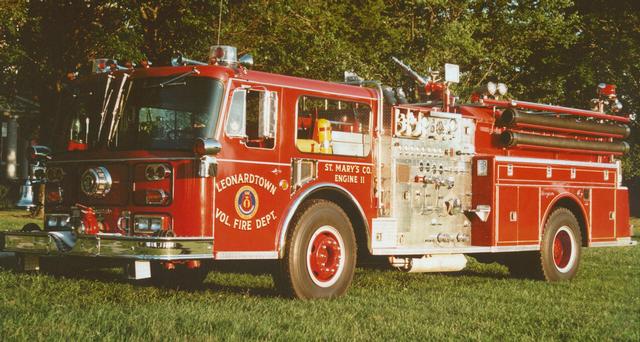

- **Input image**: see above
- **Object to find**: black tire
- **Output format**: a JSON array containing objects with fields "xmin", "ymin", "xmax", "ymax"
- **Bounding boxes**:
[
  {"xmin": 21, "ymin": 223, "xmax": 41, "ymax": 232},
  {"xmin": 273, "ymin": 199, "xmax": 357, "ymax": 299},
  {"xmin": 540, "ymin": 208, "xmax": 582, "ymax": 281}
]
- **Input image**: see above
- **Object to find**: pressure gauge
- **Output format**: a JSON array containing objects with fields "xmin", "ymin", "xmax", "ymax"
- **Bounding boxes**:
[
  {"xmin": 448, "ymin": 119, "xmax": 458, "ymax": 133},
  {"xmin": 436, "ymin": 121, "xmax": 445, "ymax": 135}
]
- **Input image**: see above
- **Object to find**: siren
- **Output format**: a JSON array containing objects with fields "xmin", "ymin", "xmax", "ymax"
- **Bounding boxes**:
[
  {"xmin": 238, "ymin": 53, "xmax": 254, "ymax": 67},
  {"xmin": 171, "ymin": 52, "xmax": 208, "ymax": 66}
]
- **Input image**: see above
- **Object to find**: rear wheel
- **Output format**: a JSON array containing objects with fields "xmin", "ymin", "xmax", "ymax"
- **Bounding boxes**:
[
  {"xmin": 274, "ymin": 200, "xmax": 356, "ymax": 299},
  {"xmin": 503, "ymin": 208, "xmax": 581, "ymax": 281},
  {"xmin": 540, "ymin": 208, "xmax": 582, "ymax": 281}
]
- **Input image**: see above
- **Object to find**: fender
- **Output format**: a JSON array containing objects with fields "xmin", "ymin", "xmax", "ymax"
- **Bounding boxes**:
[
  {"xmin": 539, "ymin": 191, "xmax": 589, "ymax": 241},
  {"xmin": 275, "ymin": 182, "xmax": 370, "ymax": 258}
]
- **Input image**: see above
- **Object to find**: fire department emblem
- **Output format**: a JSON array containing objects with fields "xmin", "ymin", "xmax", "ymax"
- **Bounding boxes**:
[{"xmin": 235, "ymin": 186, "xmax": 259, "ymax": 220}]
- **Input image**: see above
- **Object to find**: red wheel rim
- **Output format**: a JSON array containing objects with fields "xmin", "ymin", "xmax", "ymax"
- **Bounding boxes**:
[
  {"xmin": 553, "ymin": 228, "xmax": 573, "ymax": 269},
  {"xmin": 307, "ymin": 226, "xmax": 343, "ymax": 286}
]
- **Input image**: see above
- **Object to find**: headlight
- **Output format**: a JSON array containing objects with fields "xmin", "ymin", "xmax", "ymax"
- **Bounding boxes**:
[
  {"xmin": 149, "ymin": 218, "xmax": 163, "ymax": 231},
  {"xmin": 145, "ymin": 164, "xmax": 171, "ymax": 181},
  {"xmin": 45, "ymin": 214, "xmax": 70, "ymax": 229},
  {"xmin": 47, "ymin": 216, "xmax": 58, "ymax": 227},
  {"xmin": 133, "ymin": 215, "xmax": 170, "ymax": 234}
]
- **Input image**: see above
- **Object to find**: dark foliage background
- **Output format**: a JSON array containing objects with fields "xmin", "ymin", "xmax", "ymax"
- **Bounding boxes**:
[{"xmin": 1, "ymin": 0, "xmax": 638, "ymax": 179}]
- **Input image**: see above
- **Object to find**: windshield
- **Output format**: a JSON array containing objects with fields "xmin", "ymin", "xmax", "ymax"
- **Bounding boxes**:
[
  {"xmin": 114, "ymin": 76, "xmax": 224, "ymax": 150},
  {"xmin": 52, "ymin": 75, "xmax": 111, "ymax": 153}
]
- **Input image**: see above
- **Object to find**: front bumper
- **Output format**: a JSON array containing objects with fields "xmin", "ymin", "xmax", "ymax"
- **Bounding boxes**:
[{"xmin": 0, "ymin": 230, "xmax": 214, "ymax": 260}]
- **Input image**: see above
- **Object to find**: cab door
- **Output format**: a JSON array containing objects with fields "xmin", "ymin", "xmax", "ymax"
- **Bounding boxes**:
[{"xmin": 213, "ymin": 81, "xmax": 291, "ymax": 256}]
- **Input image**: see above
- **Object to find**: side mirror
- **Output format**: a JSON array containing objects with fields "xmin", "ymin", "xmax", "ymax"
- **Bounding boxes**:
[
  {"xmin": 28, "ymin": 145, "xmax": 52, "ymax": 162},
  {"xmin": 194, "ymin": 138, "xmax": 222, "ymax": 155},
  {"xmin": 259, "ymin": 91, "xmax": 276, "ymax": 139},
  {"xmin": 194, "ymin": 138, "xmax": 220, "ymax": 178}
]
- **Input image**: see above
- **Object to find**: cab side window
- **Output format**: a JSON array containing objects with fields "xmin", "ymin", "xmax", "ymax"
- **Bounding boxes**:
[
  {"xmin": 225, "ymin": 87, "xmax": 278, "ymax": 148},
  {"xmin": 296, "ymin": 96, "xmax": 371, "ymax": 157}
]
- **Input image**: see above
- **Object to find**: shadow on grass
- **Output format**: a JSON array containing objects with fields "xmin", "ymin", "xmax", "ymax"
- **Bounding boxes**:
[
  {"xmin": 0, "ymin": 252, "xmax": 17, "ymax": 270},
  {"xmin": 201, "ymin": 281, "xmax": 280, "ymax": 298},
  {"xmin": 446, "ymin": 267, "xmax": 511, "ymax": 280},
  {"xmin": 0, "ymin": 253, "xmax": 518, "ymax": 298}
]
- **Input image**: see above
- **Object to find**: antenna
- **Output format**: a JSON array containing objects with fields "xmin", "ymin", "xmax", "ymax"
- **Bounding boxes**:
[{"xmin": 216, "ymin": 0, "xmax": 224, "ymax": 45}]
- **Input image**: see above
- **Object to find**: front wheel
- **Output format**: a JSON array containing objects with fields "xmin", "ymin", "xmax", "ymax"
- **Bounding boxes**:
[{"xmin": 274, "ymin": 200, "xmax": 356, "ymax": 299}]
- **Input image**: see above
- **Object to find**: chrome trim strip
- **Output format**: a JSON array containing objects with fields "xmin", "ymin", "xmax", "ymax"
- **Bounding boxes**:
[
  {"xmin": 496, "ymin": 183, "xmax": 615, "ymax": 190},
  {"xmin": 277, "ymin": 182, "xmax": 370, "ymax": 258},
  {"xmin": 590, "ymin": 238, "xmax": 636, "ymax": 247},
  {"xmin": 1, "ymin": 231, "xmax": 214, "ymax": 260},
  {"xmin": 229, "ymin": 78, "xmax": 376, "ymax": 101},
  {"xmin": 215, "ymin": 251, "xmax": 278, "ymax": 260},
  {"xmin": 216, "ymin": 158, "xmax": 290, "ymax": 167},
  {"xmin": 315, "ymin": 159, "xmax": 374, "ymax": 166},
  {"xmin": 371, "ymin": 245, "xmax": 541, "ymax": 255},
  {"xmin": 50, "ymin": 157, "xmax": 196, "ymax": 164},
  {"xmin": 493, "ymin": 156, "xmax": 617, "ymax": 169}
]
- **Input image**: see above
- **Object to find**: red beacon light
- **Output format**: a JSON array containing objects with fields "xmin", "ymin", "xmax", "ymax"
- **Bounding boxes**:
[
  {"xmin": 92, "ymin": 58, "xmax": 110, "ymax": 73},
  {"xmin": 139, "ymin": 59, "xmax": 151, "ymax": 68},
  {"xmin": 592, "ymin": 83, "xmax": 623, "ymax": 113},
  {"xmin": 91, "ymin": 58, "xmax": 129, "ymax": 74},
  {"xmin": 598, "ymin": 83, "xmax": 617, "ymax": 97},
  {"xmin": 171, "ymin": 46, "xmax": 252, "ymax": 68},
  {"xmin": 208, "ymin": 45, "xmax": 237, "ymax": 66}
]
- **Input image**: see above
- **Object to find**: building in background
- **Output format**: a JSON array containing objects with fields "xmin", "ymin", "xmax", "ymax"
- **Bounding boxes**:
[{"xmin": 0, "ymin": 96, "xmax": 39, "ymax": 184}]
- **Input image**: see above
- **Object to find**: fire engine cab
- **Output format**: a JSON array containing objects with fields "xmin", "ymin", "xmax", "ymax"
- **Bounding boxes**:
[{"xmin": 0, "ymin": 46, "xmax": 634, "ymax": 299}]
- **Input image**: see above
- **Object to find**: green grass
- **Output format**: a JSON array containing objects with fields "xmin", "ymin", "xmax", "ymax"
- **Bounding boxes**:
[
  {"xmin": 0, "ymin": 210, "xmax": 40, "ymax": 232},
  {"xmin": 0, "ymin": 211, "xmax": 638, "ymax": 341}
]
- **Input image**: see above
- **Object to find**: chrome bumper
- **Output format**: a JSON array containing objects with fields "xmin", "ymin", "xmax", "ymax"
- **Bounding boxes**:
[{"xmin": 0, "ymin": 231, "xmax": 214, "ymax": 260}]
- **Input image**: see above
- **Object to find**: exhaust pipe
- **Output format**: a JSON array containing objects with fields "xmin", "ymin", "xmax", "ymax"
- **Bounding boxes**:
[
  {"xmin": 500, "ymin": 130, "xmax": 629, "ymax": 154},
  {"xmin": 500, "ymin": 108, "xmax": 630, "ymax": 138},
  {"xmin": 390, "ymin": 254, "xmax": 468, "ymax": 273}
]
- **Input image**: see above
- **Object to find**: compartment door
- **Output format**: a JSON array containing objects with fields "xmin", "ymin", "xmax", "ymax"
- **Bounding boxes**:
[
  {"xmin": 517, "ymin": 187, "xmax": 540, "ymax": 244},
  {"xmin": 590, "ymin": 188, "xmax": 615, "ymax": 240},
  {"xmin": 497, "ymin": 185, "xmax": 518, "ymax": 244}
]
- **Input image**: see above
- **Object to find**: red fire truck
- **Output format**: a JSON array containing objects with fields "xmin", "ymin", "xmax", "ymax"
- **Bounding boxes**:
[{"xmin": 0, "ymin": 46, "xmax": 634, "ymax": 299}]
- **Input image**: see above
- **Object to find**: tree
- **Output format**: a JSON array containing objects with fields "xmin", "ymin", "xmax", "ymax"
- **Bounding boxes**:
[
  {"xmin": 563, "ymin": 0, "xmax": 640, "ymax": 177},
  {"xmin": 0, "ymin": 0, "xmax": 637, "ymax": 178}
]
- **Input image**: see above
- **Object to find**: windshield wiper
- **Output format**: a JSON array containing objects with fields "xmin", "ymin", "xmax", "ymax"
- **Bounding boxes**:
[
  {"xmin": 145, "ymin": 67, "xmax": 200, "ymax": 89},
  {"xmin": 97, "ymin": 74, "xmax": 115, "ymax": 140},
  {"xmin": 106, "ymin": 73, "xmax": 131, "ymax": 143}
]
